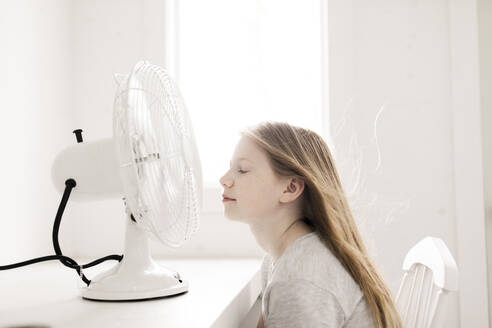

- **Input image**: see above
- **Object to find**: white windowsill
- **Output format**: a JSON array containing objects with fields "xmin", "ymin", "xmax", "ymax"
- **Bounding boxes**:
[{"xmin": 0, "ymin": 257, "xmax": 262, "ymax": 328}]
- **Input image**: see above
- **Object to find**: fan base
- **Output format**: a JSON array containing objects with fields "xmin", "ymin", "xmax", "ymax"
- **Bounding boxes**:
[
  {"xmin": 81, "ymin": 282, "xmax": 188, "ymax": 301},
  {"xmin": 80, "ymin": 264, "xmax": 189, "ymax": 301}
]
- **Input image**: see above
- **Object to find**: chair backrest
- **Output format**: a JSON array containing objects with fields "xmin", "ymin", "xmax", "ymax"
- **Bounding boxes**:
[{"xmin": 395, "ymin": 237, "xmax": 459, "ymax": 328}]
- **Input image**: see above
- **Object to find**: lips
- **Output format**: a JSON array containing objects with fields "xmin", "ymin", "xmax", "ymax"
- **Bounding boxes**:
[{"xmin": 222, "ymin": 194, "xmax": 236, "ymax": 200}]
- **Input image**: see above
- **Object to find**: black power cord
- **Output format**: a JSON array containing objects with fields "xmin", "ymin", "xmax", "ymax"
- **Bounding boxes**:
[{"xmin": 0, "ymin": 178, "xmax": 124, "ymax": 286}]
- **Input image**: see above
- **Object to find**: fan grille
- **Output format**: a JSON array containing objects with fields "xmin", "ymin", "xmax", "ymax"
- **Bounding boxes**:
[{"xmin": 113, "ymin": 61, "xmax": 202, "ymax": 247}]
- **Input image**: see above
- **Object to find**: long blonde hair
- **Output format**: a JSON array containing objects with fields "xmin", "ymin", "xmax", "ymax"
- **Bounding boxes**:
[{"xmin": 241, "ymin": 121, "xmax": 402, "ymax": 328}]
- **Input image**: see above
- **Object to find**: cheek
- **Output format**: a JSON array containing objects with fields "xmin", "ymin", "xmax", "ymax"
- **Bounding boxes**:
[{"xmin": 239, "ymin": 176, "xmax": 277, "ymax": 210}]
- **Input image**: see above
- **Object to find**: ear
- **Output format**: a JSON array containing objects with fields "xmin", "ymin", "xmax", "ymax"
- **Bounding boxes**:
[{"xmin": 279, "ymin": 177, "xmax": 305, "ymax": 203}]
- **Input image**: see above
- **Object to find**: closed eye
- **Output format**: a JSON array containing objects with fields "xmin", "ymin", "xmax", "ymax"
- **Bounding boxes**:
[{"xmin": 238, "ymin": 170, "xmax": 247, "ymax": 174}]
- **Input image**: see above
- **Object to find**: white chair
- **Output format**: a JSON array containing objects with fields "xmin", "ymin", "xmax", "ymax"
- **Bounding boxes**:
[{"xmin": 395, "ymin": 237, "xmax": 459, "ymax": 328}]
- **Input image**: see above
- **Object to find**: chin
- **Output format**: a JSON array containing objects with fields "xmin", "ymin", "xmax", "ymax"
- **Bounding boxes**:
[
  {"xmin": 223, "ymin": 209, "xmax": 248, "ymax": 223},
  {"xmin": 224, "ymin": 213, "xmax": 242, "ymax": 222}
]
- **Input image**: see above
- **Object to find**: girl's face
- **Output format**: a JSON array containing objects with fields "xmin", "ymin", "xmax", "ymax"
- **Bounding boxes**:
[{"xmin": 219, "ymin": 136, "xmax": 285, "ymax": 223}]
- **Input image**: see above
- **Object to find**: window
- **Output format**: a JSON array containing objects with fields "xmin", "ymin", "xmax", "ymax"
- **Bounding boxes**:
[{"xmin": 176, "ymin": 0, "xmax": 323, "ymax": 210}]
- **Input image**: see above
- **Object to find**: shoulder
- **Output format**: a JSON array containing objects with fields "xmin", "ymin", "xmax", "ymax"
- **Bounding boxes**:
[{"xmin": 272, "ymin": 232, "xmax": 365, "ymax": 316}]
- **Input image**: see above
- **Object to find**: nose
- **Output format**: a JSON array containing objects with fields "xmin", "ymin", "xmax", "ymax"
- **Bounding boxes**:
[{"xmin": 219, "ymin": 171, "xmax": 233, "ymax": 188}]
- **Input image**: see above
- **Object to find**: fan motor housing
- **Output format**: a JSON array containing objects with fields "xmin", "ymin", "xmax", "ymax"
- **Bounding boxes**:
[{"xmin": 51, "ymin": 138, "xmax": 123, "ymax": 201}]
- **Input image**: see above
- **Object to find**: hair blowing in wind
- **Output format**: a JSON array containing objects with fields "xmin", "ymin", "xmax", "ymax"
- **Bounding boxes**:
[{"xmin": 241, "ymin": 121, "xmax": 403, "ymax": 328}]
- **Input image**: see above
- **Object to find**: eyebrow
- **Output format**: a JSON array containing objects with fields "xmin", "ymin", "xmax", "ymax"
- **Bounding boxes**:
[{"xmin": 230, "ymin": 157, "xmax": 252, "ymax": 165}]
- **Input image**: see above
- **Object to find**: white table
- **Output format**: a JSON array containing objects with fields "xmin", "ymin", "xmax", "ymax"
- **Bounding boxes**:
[{"xmin": 0, "ymin": 258, "xmax": 262, "ymax": 328}]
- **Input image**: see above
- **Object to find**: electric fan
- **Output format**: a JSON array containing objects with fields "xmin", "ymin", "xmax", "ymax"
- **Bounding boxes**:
[{"xmin": 48, "ymin": 60, "xmax": 203, "ymax": 300}]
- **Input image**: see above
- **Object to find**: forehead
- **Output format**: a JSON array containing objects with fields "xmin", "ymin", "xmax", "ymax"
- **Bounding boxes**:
[{"xmin": 231, "ymin": 136, "xmax": 268, "ymax": 164}]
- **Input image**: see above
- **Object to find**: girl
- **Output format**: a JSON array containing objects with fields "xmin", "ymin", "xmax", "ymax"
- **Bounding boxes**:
[{"xmin": 219, "ymin": 121, "xmax": 402, "ymax": 328}]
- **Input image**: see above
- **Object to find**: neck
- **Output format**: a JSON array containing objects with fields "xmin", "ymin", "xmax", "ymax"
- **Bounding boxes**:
[{"xmin": 249, "ymin": 216, "xmax": 314, "ymax": 262}]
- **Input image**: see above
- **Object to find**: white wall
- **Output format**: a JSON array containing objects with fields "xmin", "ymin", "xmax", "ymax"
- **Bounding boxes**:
[
  {"xmin": 325, "ymin": 0, "xmax": 488, "ymax": 327},
  {"xmin": 0, "ymin": 0, "xmax": 72, "ymax": 264},
  {"xmin": 478, "ymin": 0, "xmax": 492, "ymax": 326}
]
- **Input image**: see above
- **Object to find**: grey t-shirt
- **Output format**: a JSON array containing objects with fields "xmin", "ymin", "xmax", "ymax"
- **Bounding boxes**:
[{"xmin": 260, "ymin": 231, "xmax": 376, "ymax": 328}]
